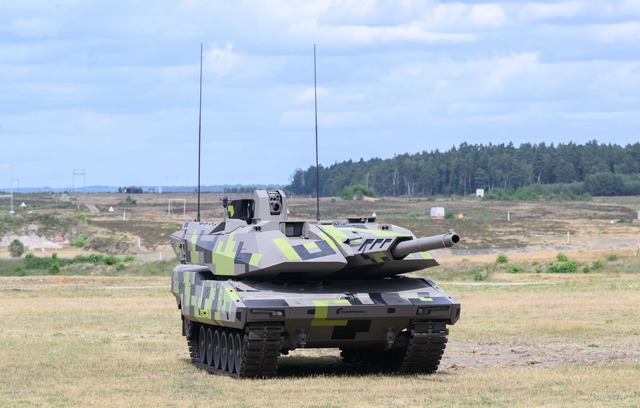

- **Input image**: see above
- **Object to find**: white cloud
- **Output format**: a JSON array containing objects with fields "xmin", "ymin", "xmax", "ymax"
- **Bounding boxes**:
[
  {"xmin": 377, "ymin": 51, "xmax": 640, "ymax": 137},
  {"xmin": 280, "ymin": 109, "xmax": 371, "ymax": 128},
  {"xmin": 592, "ymin": 21, "xmax": 640, "ymax": 43},
  {"xmin": 563, "ymin": 109, "xmax": 640, "ymax": 121},
  {"xmin": 291, "ymin": 19, "xmax": 475, "ymax": 46},
  {"xmin": 382, "ymin": 52, "xmax": 548, "ymax": 103},
  {"xmin": 2, "ymin": 17, "xmax": 57, "ymax": 38},
  {"xmin": 515, "ymin": 0, "xmax": 640, "ymax": 23},
  {"xmin": 321, "ymin": 0, "xmax": 380, "ymax": 23},
  {"xmin": 295, "ymin": 87, "xmax": 328, "ymax": 103},
  {"xmin": 518, "ymin": 1, "xmax": 588, "ymax": 21},
  {"xmin": 427, "ymin": 3, "xmax": 507, "ymax": 29},
  {"xmin": 620, "ymin": 0, "xmax": 640, "ymax": 13},
  {"xmin": 471, "ymin": 4, "xmax": 507, "ymax": 26},
  {"xmin": 204, "ymin": 43, "xmax": 242, "ymax": 77}
]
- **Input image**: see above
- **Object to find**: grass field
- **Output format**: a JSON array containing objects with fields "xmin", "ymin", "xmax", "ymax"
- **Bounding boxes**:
[
  {"xmin": 1, "ymin": 194, "xmax": 639, "ymax": 406},
  {"xmin": 1, "ymin": 268, "xmax": 639, "ymax": 407}
]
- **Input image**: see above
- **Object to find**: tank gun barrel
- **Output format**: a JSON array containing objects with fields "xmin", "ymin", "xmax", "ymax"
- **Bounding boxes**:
[{"xmin": 391, "ymin": 230, "xmax": 460, "ymax": 258}]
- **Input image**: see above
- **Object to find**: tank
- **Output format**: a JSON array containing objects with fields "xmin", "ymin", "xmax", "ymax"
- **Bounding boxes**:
[{"xmin": 170, "ymin": 189, "xmax": 461, "ymax": 377}]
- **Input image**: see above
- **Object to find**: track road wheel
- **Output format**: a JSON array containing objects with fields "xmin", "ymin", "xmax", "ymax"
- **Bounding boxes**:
[
  {"xmin": 212, "ymin": 329, "xmax": 221, "ymax": 369},
  {"xmin": 227, "ymin": 332, "xmax": 236, "ymax": 374},
  {"xmin": 198, "ymin": 325, "xmax": 207, "ymax": 364},
  {"xmin": 205, "ymin": 328, "xmax": 213, "ymax": 367},
  {"xmin": 234, "ymin": 333, "xmax": 243, "ymax": 374},
  {"xmin": 220, "ymin": 331, "xmax": 228, "ymax": 372}
]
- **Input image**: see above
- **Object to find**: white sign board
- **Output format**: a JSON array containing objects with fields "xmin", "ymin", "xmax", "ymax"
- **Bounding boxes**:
[{"xmin": 430, "ymin": 207, "xmax": 445, "ymax": 220}]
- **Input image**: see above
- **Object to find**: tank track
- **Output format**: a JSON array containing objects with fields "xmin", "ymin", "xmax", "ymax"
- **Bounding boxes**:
[
  {"xmin": 341, "ymin": 320, "xmax": 448, "ymax": 374},
  {"xmin": 184, "ymin": 320, "xmax": 283, "ymax": 378}
]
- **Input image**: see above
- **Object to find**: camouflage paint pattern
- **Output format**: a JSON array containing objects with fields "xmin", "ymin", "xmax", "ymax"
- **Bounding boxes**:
[
  {"xmin": 170, "ymin": 190, "xmax": 461, "ymax": 370},
  {"xmin": 171, "ymin": 264, "xmax": 460, "ymax": 349},
  {"xmin": 170, "ymin": 190, "xmax": 457, "ymax": 280}
]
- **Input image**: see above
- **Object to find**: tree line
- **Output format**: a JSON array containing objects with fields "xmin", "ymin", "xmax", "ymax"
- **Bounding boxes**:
[{"xmin": 286, "ymin": 141, "xmax": 640, "ymax": 197}]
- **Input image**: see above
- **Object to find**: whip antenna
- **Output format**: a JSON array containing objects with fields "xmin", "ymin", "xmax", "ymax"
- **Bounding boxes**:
[
  {"xmin": 196, "ymin": 43, "xmax": 203, "ymax": 222},
  {"xmin": 314, "ymin": 44, "xmax": 320, "ymax": 221}
]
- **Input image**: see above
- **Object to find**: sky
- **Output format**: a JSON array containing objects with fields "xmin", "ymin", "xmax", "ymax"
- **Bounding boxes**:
[{"xmin": 1, "ymin": 0, "xmax": 639, "ymax": 189}]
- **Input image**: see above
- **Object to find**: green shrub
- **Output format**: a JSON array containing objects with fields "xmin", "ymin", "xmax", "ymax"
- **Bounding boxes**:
[
  {"xmin": 115, "ymin": 263, "xmax": 125, "ymax": 272},
  {"xmin": 8, "ymin": 239, "xmax": 25, "ymax": 258},
  {"xmin": 75, "ymin": 212, "xmax": 92, "ymax": 224},
  {"xmin": 606, "ymin": 253, "xmax": 618, "ymax": 262},
  {"xmin": 472, "ymin": 270, "xmax": 485, "ymax": 281},
  {"xmin": 48, "ymin": 262, "xmax": 60, "ymax": 275},
  {"xmin": 71, "ymin": 235, "xmax": 85, "ymax": 248},
  {"xmin": 24, "ymin": 253, "xmax": 50, "ymax": 269},
  {"xmin": 556, "ymin": 252, "xmax": 569, "ymax": 262},
  {"xmin": 74, "ymin": 254, "xmax": 103, "ymax": 263},
  {"xmin": 104, "ymin": 255, "xmax": 119, "ymax": 265},
  {"xmin": 73, "ymin": 253, "xmax": 124, "ymax": 266},
  {"xmin": 507, "ymin": 265, "xmax": 524, "ymax": 274},
  {"xmin": 86, "ymin": 254, "xmax": 104, "ymax": 264},
  {"xmin": 547, "ymin": 260, "xmax": 578, "ymax": 273},
  {"xmin": 592, "ymin": 259, "xmax": 604, "ymax": 270},
  {"xmin": 340, "ymin": 184, "xmax": 374, "ymax": 200},
  {"xmin": 124, "ymin": 255, "xmax": 135, "ymax": 262},
  {"xmin": 496, "ymin": 254, "xmax": 508, "ymax": 264},
  {"xmin": 22, "ymin": 253, "xmax": 73, "ymax": 270}
]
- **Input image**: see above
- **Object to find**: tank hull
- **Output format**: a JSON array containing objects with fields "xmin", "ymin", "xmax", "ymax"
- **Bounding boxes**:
[{"xmin": 171, "ymin": 264, "xmax": 460, "ymax": 377}]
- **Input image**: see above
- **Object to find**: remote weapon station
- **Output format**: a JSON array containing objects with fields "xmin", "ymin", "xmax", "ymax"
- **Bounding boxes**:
[{"xmin": 169, "ymin": 47, "xmax": 461, "ymax": 378}]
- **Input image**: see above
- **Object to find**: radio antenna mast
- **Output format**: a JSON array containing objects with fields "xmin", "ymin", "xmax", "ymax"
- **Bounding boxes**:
[
  {"xmin": 196, "ymin": 43, "xmax": 203, "ymax": 222},
  {"xmin": 314, "ymin": 44, "xmax": 320, "ymax": 222}
]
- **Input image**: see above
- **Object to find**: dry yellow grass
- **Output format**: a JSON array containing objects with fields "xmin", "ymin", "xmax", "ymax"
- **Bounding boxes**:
[{"xmin": 1, "ymin": 274, "xmax": 639, "ymax": 407}]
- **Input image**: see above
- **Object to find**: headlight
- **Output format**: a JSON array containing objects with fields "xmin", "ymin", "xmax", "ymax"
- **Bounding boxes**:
[{"xmin": 250, "ymin": 309, "xmax": 285, "ymax": 318}]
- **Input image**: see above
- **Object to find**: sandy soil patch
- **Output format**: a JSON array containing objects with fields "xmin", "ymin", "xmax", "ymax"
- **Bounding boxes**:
[{"xmin": 442, "ymin": 340, "xmax": 640, "ymax": 371}]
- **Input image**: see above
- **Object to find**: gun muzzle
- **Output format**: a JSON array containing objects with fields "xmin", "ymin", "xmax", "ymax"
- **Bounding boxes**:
[{"xmin": 391, "ymin": 229, "xmax": 460, "ymax": 258}]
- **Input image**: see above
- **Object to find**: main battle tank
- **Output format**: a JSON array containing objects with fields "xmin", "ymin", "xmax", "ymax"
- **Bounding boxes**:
[{"xmin": 170, "ymin": 189, "xmax": 460, "ymax": 377}]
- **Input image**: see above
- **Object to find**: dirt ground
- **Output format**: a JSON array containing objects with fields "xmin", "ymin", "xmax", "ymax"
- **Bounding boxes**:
[
  {"xmin": 277, "ymin": 340, "xmax": 640, "ymax": 375},
  {"xmin": 441, "ymin": 340, "xmax": 640, "ymax": 372}
]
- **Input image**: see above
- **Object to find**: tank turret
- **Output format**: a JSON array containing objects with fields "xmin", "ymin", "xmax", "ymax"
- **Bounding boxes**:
[
  {"xmin": 170, "ymin": 189, "xmax": 459, "ymax": 279},
  {"xmin": 170, "ymin": 189, "xmax": 462, "ymax": 378}
]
